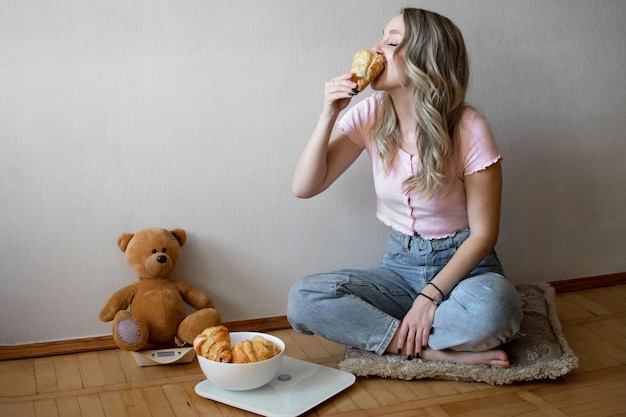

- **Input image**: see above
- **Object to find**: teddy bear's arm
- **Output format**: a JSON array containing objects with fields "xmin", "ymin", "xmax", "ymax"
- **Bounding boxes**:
[
  {"xmin": 98, "ymin": 284, "xmax": 137, "ymax": 322},
  {"xmin": 174, "ymin": 280, "xmax": 215, "ymax": 310}
]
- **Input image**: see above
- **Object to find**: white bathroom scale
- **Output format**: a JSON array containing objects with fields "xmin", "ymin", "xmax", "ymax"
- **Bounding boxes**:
[{"xmin": 194, "ymin": 356, "xmax": 356, "ymax": 417}]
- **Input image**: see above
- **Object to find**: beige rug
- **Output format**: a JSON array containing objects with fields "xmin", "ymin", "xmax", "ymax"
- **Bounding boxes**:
[{"xmin": 338, "ymin": 283, "xmax": 579, "ymax": 385}]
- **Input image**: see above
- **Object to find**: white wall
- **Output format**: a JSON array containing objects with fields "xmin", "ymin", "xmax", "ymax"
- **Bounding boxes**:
[{"xmin": 1, "ymin": 0, "xmax": 625, "ymax": 345}]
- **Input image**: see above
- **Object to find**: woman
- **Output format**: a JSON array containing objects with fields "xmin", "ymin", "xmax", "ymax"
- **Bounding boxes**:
[{"xmin": 287, "ymin": 8, "xmax": 522, "ymax": 367}]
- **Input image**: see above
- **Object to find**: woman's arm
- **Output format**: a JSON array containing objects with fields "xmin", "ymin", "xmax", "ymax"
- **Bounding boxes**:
[
  {"xmin": 426, "ymin": 161, "xmax": 503, "ymax": 296},
  {"xmin": 394, "ymin": 161, "xmax": 503, "ymax": 357},
  {"xmin": 292, "ymin": 128, "xmax": 363, "ymax": 198},
  {"xmin": 292, "ymin": 72, "xmax": 364, "ymax": 198}
]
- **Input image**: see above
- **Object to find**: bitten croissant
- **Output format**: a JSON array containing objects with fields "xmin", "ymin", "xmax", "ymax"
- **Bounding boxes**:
[
  {"xmin": 193, "ymin": 325, "xmax": 233, "ymax": 363},
  {"xmin": 350, "ymin": 50, "xmax": 385, "ymax": 91},
  {"xmin": 231, "ymin": 336, "xmax": 281, "ymax": 363}
]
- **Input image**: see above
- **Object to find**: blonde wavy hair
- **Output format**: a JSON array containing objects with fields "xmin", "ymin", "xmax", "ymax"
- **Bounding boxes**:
[{"xmin": 370, "ymin": 8, "xmax": 469, "ymax": 200}]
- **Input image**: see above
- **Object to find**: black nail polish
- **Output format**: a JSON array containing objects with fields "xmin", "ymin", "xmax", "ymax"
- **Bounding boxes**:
[
  {"xmin": 430, "ymin": 327, "xmax": 434, "ymax": 334},
  {"xmin": 351, "ymin": 88, "xmax": 359, "ymax": 94},
  {"xmin": 407, "ymin": 355, "xmax": 412, "ymax": 361},
  {"xmin": 416, "ymin": 353, "xmax": 420, "ymax": 359},
  {"xmin": 397, "ymin": 348, "xmax": 402, "ymax": 355},
  {"xmin": 422, "ymin": 345, "xmax": 427, "ymax": 350}
]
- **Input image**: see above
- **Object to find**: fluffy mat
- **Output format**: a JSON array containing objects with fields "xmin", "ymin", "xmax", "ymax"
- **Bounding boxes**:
[{"xmin": 338, "ymin": 283, "xmax": 579, "ymax": 385}]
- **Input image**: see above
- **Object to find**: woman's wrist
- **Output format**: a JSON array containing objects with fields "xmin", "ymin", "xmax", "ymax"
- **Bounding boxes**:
[
  {"xmin": 417, "ymin": 292, "xmax": 440, "ymax": 306},
  {"xmin": 427, "ymin": 282, "xmax": 446, "ymax": 300},
  {"xmin": 420, "ymin": 284, "xmax": 444, "ymax": 303}
]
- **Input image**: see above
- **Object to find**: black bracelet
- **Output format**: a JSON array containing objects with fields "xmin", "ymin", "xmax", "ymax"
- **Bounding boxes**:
[
  {"xmin": 427, "ymin": 282, "xmax": 446, "ymax": 300},
  {"xmin": 418, "ymin": 292, "xmax": 441, "ymax": 306}
]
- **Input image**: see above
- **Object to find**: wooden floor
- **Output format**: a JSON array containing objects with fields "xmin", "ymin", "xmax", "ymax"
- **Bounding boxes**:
[{"xmin": 1, "ymin": 285, "xmax": 625, "ymax": 417}]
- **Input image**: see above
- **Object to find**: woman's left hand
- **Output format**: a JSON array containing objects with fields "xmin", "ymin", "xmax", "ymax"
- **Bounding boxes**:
[{"xmin": 396, "ymin": 296, "xmax": 437, "ymax": 359}]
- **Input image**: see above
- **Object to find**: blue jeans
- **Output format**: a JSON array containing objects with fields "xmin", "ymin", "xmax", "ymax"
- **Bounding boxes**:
[{"xmin": 287, "ymin": 229, "xmax": 523, "ymax": 355}]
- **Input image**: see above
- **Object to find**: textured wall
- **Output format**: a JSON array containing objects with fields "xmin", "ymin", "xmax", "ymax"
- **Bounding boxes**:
[{"xmin": 1, "ymin": 0, "xmax": 625, "ymax": 344}]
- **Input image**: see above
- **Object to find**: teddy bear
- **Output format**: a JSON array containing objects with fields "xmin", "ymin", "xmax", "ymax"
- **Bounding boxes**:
[{"xmin": 99, "ymin": 228, "xmax": 221, "ymax": 351}]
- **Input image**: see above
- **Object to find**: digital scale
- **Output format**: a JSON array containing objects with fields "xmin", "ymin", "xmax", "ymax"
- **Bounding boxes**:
[
  {"xmin": 131, "ymin": 347, "xmax": 195, "ymax": 366},
  {"xmin": 194, "ymin": 356, "xmax": 356, "ymax": 417}
]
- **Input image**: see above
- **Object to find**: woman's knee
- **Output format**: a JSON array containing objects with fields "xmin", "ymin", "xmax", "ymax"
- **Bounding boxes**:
[
  {"xmin": 448, "ymin": 274, "xmax": 522, "ymax": 347},
  {"xmin": 453, "ymin": 273, "xmax": 519, "ymax": 310},
  {"xmin": 286, "ymin": 278, "xmax": 310, "ymax": 319},
  {"xmin": 286, "ymin": 273, "xmax": 344, "ymax": 330}
]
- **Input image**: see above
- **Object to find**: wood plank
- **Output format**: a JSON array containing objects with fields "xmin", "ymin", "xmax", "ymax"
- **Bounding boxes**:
[
  {"xmin": 76, "ymin": 352, "xmax": 106, "ymax": 389},
  {"xmin": 578, "ymin": 321, "xmax": 626, "ymax": 363},
  {"xmin": 561, "ymin": 391, "xmax": 626, "ymax": 417},
  {"xmin": 142, "ymin": 386, "xmax": 176, "ymax": 417},
  {"xmin": 380, "ymin": 378, "xmax": 422, "ymax": 403},
  {"xmin": 0, "ymin": 358, "xmax": 36, "ymax": 397},
  {"xmin": 143, "ymin": 364, "xmax": 169, "ymax": 381},
  {"xmin": 99, "ymin": 391, "xmax": 129, "ymax": 417},
  {"xmin": 424, "ymin": 380, "xmax": 463, "ymax": 397},
  {"xmin": 325, "ymin": 386, "xmax": 361, "ymax": 414},
  {"xmin": 55, "ymin": 396, "xmax": 81, "ymax": 417},
  {"xmin": 563, "ymin": 328, "xmax": 622, "ymax": 369},
  {"xmin": 423, "ymin": 405, "xmax": 453, "ymax": 417},
  {"xmin": 583, "ymin": 286, "xmax": 626, "ymax": 313},
  {"xmin": 97, "ymin": 350, "xmax": 127, "ymax": 385},
  {"xmin": 161, "ymin": 383, "xmax": 198, "ymax": 417},
  {"xmin": 290, "ymin": 332, "xmax": 335, "ymax": 359},
  {"xmin": 181, "ymin": 380, "xmax": 228, "ymax": 417},
  {"xmin": 116, "ymin": 350, "xmax": 147, "ymax": 383},
  {"xmin": 555, "ymin": 296, "xmax": 596, "ymax": 321},
  {"xmin": 53, "ymin": 355, "xmax": 83, "ymax": 392},
  {"xmin": 562, "ymin": 292, "xmax": 614, "ymax": 316},
  {"xmin": 34, "ymin": 357, "xmax": 58, "ymax": 394},
  {"xmin": 120, "ymin": 388, "xmax": 152, "ymax": 417},
  {"xmin": 596, "ymin": 316, "xmax": 626, "ymax": 338},
  {"xmin": 34, "ymin": 399, "xmax": 58, "ymax": 417},
  {"xmin": 77, "ymin": 393, "xmax": 105, "ymax": 417},
  {"xmin": 358, "ymin": 377, "xmax": 402, "ymax": 407},
  {"xmin": 515, "ymin": 391, "xmax": 569, "ymax": 417},
  {"xmin": 0, "ymin": 401, "xmax": 36, "ymax": 417},
  {"xmin": 346, "ymin": 379, "xmax": 382, "ymax": 410},
  {"xmin": 441, "ymin": 392, "xmax": 537, "ymax": 416}
]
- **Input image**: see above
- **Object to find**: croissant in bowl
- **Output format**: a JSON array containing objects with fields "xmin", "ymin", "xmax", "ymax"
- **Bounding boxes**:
[
  {"xmin": 193, "ymin": 326, "xmax": 281, "ymax": 364},
  {"xmin": 193, "ymin": 325, "xmax": 233, "ymax": 363},
  {"xmin": 231, "ymin": 336, "xmax": 282, "ymax": 363}
]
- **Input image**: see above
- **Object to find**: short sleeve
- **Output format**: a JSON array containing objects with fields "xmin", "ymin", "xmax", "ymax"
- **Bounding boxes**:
[
  {"xmin": 457, "ymin": 108, "xmax": 502, "ymax": 176},
  {"xmin": 336, "ymin": 94, "xmax": 383, "ymax": 151}
]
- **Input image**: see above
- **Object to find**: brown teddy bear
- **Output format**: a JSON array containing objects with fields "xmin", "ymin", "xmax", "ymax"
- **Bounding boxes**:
[{"xmin": 99, "ymin": 228, "xmax": 221, "ymax": 351}]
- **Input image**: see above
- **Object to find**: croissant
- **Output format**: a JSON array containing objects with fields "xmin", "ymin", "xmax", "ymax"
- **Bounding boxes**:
[
  {"xmin": 231, "ymin": 336, "xmax": 281, "ymax": 363},
  {"xmin": 350, "ymin": 50, "xmax": 385, "ymax": 91},
  {"xmin": 193, "ymin": 325, "xmax": 233, "ymax": 363}
]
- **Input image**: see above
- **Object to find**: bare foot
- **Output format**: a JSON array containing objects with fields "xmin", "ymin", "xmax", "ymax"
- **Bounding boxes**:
[
  {"xmin": 421, "ymin": 348, "xmax": 511, "ymax": 368},
  {"xmin": 383, "ymin": 331, "xmax": 510, "ymax": 368}
]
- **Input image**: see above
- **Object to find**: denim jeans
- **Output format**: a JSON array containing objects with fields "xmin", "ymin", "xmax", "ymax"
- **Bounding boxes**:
[{"xmin": 287, "ymin": 229, "xmax": 523, "ymax": 355}]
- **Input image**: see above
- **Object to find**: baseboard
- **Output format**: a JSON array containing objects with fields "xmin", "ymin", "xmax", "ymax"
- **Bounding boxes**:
[
  {"xmin": 0, "ymin": 316, "xmax": 291, "ymax": 362},
  {"xmin": 2, "ymin": 273, "xmax": 624, "ymax": 362},
  {"xmin": 548, "ymin": 272, "xmax": 626, "ymax": 293}
]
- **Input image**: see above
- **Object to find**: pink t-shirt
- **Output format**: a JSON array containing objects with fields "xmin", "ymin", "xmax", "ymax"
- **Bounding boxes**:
[{"xmin": 338, "ymin": 93, "xmax": 501, "ymax": 239}]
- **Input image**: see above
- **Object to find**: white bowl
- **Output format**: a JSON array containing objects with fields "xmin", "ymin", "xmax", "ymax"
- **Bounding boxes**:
[{"xmin": 196, "ymin": 331, "xmax": 285, "ymax": 391}]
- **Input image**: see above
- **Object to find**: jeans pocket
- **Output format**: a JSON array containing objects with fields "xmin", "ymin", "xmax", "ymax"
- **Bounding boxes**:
[
  {"xmin": 431, "ymin": 247, "xmax": 457, "ymax": 266},
  {"xmin": 384, "ymin": 234, "xmax": 406, "ymax": 260}
]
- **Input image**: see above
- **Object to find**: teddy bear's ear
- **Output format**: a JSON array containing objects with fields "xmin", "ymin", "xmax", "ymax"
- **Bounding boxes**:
[
  {"xmin": 170, "ymin": 229, "xmax": 187, "ymax": 247},
  {"xmin": 117, "ymin": 233, "xmax": 135, "ymax": 252}
]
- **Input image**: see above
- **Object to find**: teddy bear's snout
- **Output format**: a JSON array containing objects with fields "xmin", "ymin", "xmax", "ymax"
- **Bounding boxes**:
[{"xmin": 144, "ymin": 253, "xmax": 174, "ymax": 277}]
